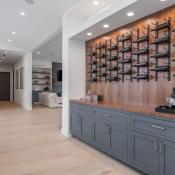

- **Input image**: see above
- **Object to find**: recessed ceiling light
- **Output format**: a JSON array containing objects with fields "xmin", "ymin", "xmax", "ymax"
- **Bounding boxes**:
[
  {"xmin": 24, "ymin": 0, "xmax": 35, "ymax": 5},
  {"xmin": 12, "ymin": 31, "xmax": 16, "ymax": 35},
  {"xmin": 37, "ymin": 51, "xmax": 40, "ymax": 55},
  {"xmin": 160, "ymin": 0, "xmax": 166, "ymax": 1},
  {"xmin": 8, "ymin": 39, "xmax": 12, "ymax": 43},
  {"xmin": 103, "ymin": 24, "xmax": 109, "ymax": 28},
  {"xmin": 93, "ymin": 1, "xmax": 99, "ymax": 5},
  {"xmin": 127, "ymin": 11, "xmax": 135, "ymax": 17},
  {"xmin": 87, "ymin": 32, "xmax": 93, "ymax": 36},
  {"xmin": 20, "ymin": 11, "xmax": 26, "ymax": 16}
]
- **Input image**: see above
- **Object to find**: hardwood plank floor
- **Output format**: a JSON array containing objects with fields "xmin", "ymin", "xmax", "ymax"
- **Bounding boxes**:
[{"xmin": 0, "ymin": 102, "xmax": 141, "ymax": 175}]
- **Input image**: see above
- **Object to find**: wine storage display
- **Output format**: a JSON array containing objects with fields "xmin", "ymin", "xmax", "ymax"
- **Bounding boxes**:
[
  {"xmin": 86, "ymin": 15, "xmax": 174, "ymax": 83},
  {"xmin": 151, "ymin": 18, "xmax": 171, "ymax": 81}
]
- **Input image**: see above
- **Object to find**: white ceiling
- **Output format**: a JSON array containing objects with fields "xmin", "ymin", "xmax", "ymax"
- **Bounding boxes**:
[
  {"xmin": 72, "ymin": 0, "xmax": 175, "ymax": 41},
  {"xmin": 0, "ymin": 50, "xmax": 24, "ymax": 64},
  {"xmin": 0, "ymin": 0, "xmax": 79, "ymax": 52}
]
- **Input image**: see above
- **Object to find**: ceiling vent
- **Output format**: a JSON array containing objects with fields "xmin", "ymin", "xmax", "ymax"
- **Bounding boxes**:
[
  {"xmin": 24, "ymin": 0, "xmax": 35, "ymax": 5},
  {"xmin": 0, "ymin": 50, "xmax": 7, "ymax": 61}
]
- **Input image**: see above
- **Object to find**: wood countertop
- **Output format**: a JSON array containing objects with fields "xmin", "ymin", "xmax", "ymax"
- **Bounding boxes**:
[{"xmin": 70, "ymin": 100, "xmax": 175, "ymax": 121}]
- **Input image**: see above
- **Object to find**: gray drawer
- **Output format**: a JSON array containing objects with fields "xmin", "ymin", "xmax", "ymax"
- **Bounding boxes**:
[
  {"xmin": 93, "ymin": 107, "xmax": 128, "ymax": 126},
  {"xmin": 70, "ymin": 104, "xmax": 92, "ymax": 114},
  {"xmin": 131, "ymin": 114, "xmax": 175, "ymax": 139}
]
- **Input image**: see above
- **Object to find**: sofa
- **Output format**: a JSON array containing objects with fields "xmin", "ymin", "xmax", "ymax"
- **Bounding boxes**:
[{"xmin": 39, "ymin": 92, "xmax": 62, "ymax": 108}]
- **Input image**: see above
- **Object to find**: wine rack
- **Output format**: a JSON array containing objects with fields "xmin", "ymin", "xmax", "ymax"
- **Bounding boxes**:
[
  {"xmin": 133, "ymin": 26, "xmax": 150, "ymax": 81},
  {"xmin": 106, "ymin": 39, "xmax": 119, "ymax": 82},
  {"xmin": 96, "ymin": 42, "xmax": 107, "ymax": 82},
  {"xmin": 151, "ymin": 18, "xmax": 171, "ymax": 81},
  {"xmin": 118, "ymin": 32, "xmax": 133, "ymax": 82},
  {"xmin": 86, "ymin": 16, "xmax": 174, "ymax": 83}
]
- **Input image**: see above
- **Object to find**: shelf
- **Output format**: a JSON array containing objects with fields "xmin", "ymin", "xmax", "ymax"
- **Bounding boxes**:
[
  {"xmin": 151, "ymin": 21, "xmax": 170, "ymax": 31},
  {"xmin": 97, "ymin": 72, "xmax": 106, "ymax": 77},
  {"xmin": 134, "ymin": 74, "xmax": 149, "ymax": 80},
  {"xmin": 97, "ymin": 63, "xmax": 106, "ymax": 68},
  {"xmin": 118, "ymin": 58, "xmax": 132, "ymax": 64},
  {"xmin": 107, "ymin": 45, "xmax": 117, "ymax": 51},
  {"xmin": 151, "ymin": 51, "xmax": 170, "ymax": 58},
  {"xmin": 133, "ymin": 35, "xmax": 149, "ymax": 43},
  {"xmin": 107, "ymin": 56, "xmax": 118, "ymax": 61},
  {"xmin": 106, "ymin": 77, "xmax": 119, "ymax": 81},
  {"xmin": 133, "ymin": 61, "xmax": 149, "ymax": 67},
  {"xmin": 152, "ymin": 36, "xmax": 170, "ymax": 44},
  {"xmin": 97, "ymin": 54, "xmax": 106, "ymax": 59},
  {"xmin": 97, "ymin": 44, "xmax": 106, "ymax": 49},
  {"xmin": 118, "ymin": 70, "xmax": 132, "ymax": 75},
  {"xmin": 118, "ymin": 35, "xmax": 131, "ymax": 42},
  {"xmin": 133, "ymin": 48, "xmax": 149, "ymax": 55},
  {"xmin": 118, "ymin": 46, "xmax": 131, "ymax": 53},
  {"xmin": 32, "ymin": 78, "xmax": 50, "ymax": 80},
  {"xmin": 32, "ymin": 72, "xmax": 51, "ymax": 75},
  {"xmin": 32, "ymin": 84, "xmax": 51, "ymax": 86},
  {"xmin": 107, "ymin": 66, "xmax": 118, "ymax": 71},
  {"xmin": 151, "ymin": 65, "xmax": 170, "ymax": 72}
]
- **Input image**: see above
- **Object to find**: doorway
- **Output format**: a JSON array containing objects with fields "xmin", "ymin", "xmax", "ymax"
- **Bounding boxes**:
[{"xmin": 0, "ymin": 72, "xmax": 10, "ymax": 101}]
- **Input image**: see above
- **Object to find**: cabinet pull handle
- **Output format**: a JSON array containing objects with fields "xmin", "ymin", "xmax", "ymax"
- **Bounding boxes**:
[
  {"xmin": 152, "ymin": 125, "xmax": 166, "ymax": 130},
  {"xmin": 103, "ymin": 114, "xmax": 112, "ymax": 118},
  {"xmin": 106, "ymin": 124, "xmax": 111, "ymax": 135},
  {"xmin": 155, "ymin": 141, "xmax": 158, "ymax": 152},
  {"xmin": 159, "ymin": 142, "xmax": 163, "ymax": 154}
]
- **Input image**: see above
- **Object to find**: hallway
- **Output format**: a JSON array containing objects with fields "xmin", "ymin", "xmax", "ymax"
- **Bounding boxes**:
[{"xmin": 0, "ymin": 103, "xmax": 140, "ymax": 175}]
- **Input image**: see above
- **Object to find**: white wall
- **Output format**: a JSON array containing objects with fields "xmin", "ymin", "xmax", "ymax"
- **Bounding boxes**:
[
  {"xmin": 14, "ymin": 53, "xmax": 32, "ymax": 110},
  {"xmin": 62, "ymin": 15, "xmax": 86, "ymax": 137},
  {"xmin": 0, "ymin": 63, "xmax": 14, "ymax": 101}
]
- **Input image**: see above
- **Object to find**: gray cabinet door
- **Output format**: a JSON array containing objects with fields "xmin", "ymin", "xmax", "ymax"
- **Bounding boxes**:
[
  {"xmin": 160, "ymin": 140, "xmax": 175, "ymax": 175},
  {"xmin": 92, "ymin": 119, "xmax": 109, "ymax": 150},
  {"xmin": 109, "ymin": 124, "xmax": 128, "ymax": 161},
  {"xmin": 81, "ymin": 116, "xmax": 92, "ymax": 142},
  {"xmin": 70, "ymin": 113, "xmax": 81, "ymax": 137},
  {"xmin": 130, "ymin": 131, "xmax": 158, "ymax": 175}
]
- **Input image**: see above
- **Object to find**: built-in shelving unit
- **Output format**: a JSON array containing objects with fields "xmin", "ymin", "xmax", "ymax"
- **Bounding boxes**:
[{"xmin": 32, "ymin": 67, "xmax": 52, "ymax": 92}]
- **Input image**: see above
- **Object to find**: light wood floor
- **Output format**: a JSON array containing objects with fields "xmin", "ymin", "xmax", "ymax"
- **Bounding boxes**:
[{"xmin": 0, "ymin": 102, "xmax": 141, "ymax": 175}]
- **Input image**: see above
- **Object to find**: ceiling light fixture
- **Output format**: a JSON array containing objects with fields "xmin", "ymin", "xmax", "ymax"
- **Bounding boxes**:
[
  {"xmin": 127, "ymin": 11, "xmax": 135, "ymax": 17},
  {"xmin": 12, "ymin": 31, "xmax": 16, "ymax": 35},
  {"xmin": 93, "ymin": 1, "xmax": 99, "ymax": 5},
  {"xmin": 24, "ymin": 0, "xmax": 35, "ymax": 5},
  {"xmin": 37, "ymin": 51, "xmax": 40, "ymax": 55},
  {"xmin": 20, "ymin": 11, "xmax": 26, "ymax": 16},
  {"xmin": 103, "ymin": 24, "xmax": 109, "ymax": 28},
  {"xmin": 87, "ymin": 32, "xmax": 93, "ymax": 36},
  {"xmin": 8, "ymin": 39, "xmax": 12, "ymax": 43},
  {"xmin": 160, "ymin": 0, "xmax": 166, "ymax": 1}
]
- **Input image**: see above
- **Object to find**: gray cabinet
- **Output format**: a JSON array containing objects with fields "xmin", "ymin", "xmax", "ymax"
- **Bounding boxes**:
[
  {"xmin": 70, "ymin": 102, "xmax": 175, "ymax": 175},
  {"xmin": 70, "ymin": 113, "xmax": 81, "ymax": 137},
  {"xmin": 109, "ymin": 124, "xmax": 128, "ymax": 161},
  {"xmin": 160, "ymin": 140, "xmax": 175, "ymax": 175},
  {"xmin": 81, "ymin": 116, "xmax": 92, "ymax": 142},
  {"xmin": 130, "ymin": 131, "xmax": 158, "ymax": 175},
  {"xmin": 92, "ymin": 119, "xmax": 109, "ymax": 150}
]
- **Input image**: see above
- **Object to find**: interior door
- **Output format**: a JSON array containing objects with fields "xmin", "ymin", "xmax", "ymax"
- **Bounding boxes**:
[{"xmin": 0, "ymin": 72, "xmax": 10, "ymax": 101}]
